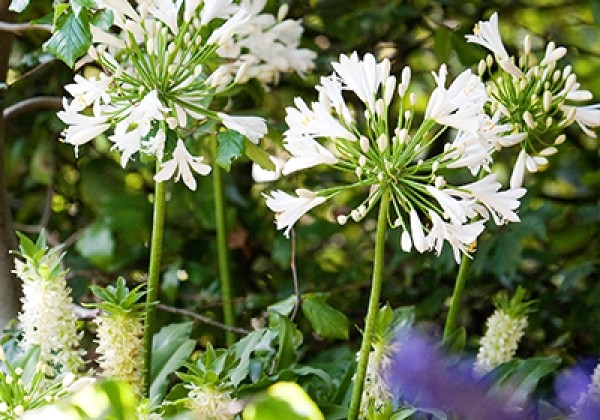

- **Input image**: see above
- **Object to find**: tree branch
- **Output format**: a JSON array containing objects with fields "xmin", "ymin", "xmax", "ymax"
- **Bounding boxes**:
[
  {"xmin": 3, "ymin": 96, "xmax": 62, "ymax": 120},
  {"xmin": 157, "ymin": 303, "xmax": 250, "ymax": 335},
  {"xmin": 0, "ymin": 21, "xmax": 52, "ymax": 34}
]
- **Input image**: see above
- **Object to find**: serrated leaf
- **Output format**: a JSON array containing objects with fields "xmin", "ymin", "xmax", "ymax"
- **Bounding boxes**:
[
  {"xmin": 75, "ymin": 221, "xmax": 115, "ymax": 269},
  {"xmin": 8, "ymin": 0, "xmax": 29, "ymax": 13},
  {"xmin": 302, "ymin": 296, "xmax": 348, "ymax": 340},
  {"xmin": 216, "ymin": 130, "xmax": 245, "ymax": 171},
  {"xmin": 43, "ymin": 9, "xmax": 91, "ymax": 68},
  {"xmin": 245, "ymin": 139, "xmax": 276, "ymax": 171},
  {"xmin": 150, "ymin": 322, "xmax": 196, "ymax": 401}
]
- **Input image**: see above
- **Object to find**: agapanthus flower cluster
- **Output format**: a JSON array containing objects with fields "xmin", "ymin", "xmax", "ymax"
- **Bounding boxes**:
[
  {"xmin": 467, "ymin": 12, "xmax": 600, "ymax": 188},
  {"xmin": 474, "ymin": 287, "xmax": 533, "ymax": 377},
  {"xmin": 215, "ymin": 0, "xmax": 316, "ymax": 86},
  {"xmin": 13, "ymin": 235, "xmax": 84, "ymax": 378},
  {"xmin": 58, "ymin": 0, "xmax": 268, "ymax": 190},
  {"xmin": 265, "ymin": 52, "xmax": 526, "ymax": 263},
  {"xmin": 89, "ymin": 278, "xmax": 148, "ymax": 395}
]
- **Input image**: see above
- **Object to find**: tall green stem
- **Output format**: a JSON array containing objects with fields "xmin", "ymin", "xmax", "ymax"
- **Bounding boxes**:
[
  {"xmin": 212, "ymin": 140, "xmax": 235, "ymax": 346},
  {"xmin": 348, "ymin": 189, "xmax": 390, "ymax": 420},
  {"xmin": 143, "ymin": 168, "xmax": 167, "ymax": 396},
  {"xmin": 443, "ymin": 253, "xmax": 472, "ymax": 340}
]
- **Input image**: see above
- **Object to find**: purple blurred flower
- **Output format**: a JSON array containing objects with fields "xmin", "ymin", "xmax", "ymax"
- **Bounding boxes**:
[
  {"xmin": 554, "ymin": 360, "xmax": 600, "ymax": 420},
  {"xmin": 383, "ymin": 331, "xmax": 525, "ymax": 420}
]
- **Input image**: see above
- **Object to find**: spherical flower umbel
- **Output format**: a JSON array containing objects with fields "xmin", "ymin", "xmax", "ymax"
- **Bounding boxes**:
[
  {"xmin": 57, "ymin": 0, "xmax": 268, "ymax": 190},
  {"xmin": 468, "ymin": 12, "xmax": 600, "ymax": 187},
  {"xmin": 265, "ymin": 52, "xmax": 526, "ymax": 263}
]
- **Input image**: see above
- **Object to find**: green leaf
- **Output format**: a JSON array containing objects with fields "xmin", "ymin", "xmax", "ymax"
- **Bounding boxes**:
[
  {"xmin": 441, "ymin": 327, "xmax": 466, "ymax": 354},
  {"xmin": 75, "ymin": 221, "xmax": 115, "ymax": 269},
  {"xmin": 274, "ymin": 314, "xmax": 297, "ymax": 371},
  {"xmin": 43, "ymin": 8, "xmax": 91, "ymax": 68},
  {"xmin": 150, "ymin": 322, "xmax": 196, "ymax": 402},
  {"xmin": 490, "ymin": 356, "xmax": 562, "ymax": 400},
  {"xmin": 8, "ymin": 0, "xmax": 29, "ymax": 13},
  {"xmin": 268, "ymin": 295, "xmax": 297, "ymax": 317},
  {"xmin": 244, "ymin": 139, "xmax": 276, "ymax": 171},
  {"xmin": 216, "ymin": 130, "xmax": 245, "ymax": 171},
  {"xmin": 434, "ymin": 27, "xmax": 452, "ymax": 63},
  {"xmin": 301, "ymin": 295, "xmax": 349, "ymax": 340}
]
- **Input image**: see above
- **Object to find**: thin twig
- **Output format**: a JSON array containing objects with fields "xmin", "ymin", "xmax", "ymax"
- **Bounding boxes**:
[
  {"xmin": 9, "ymin": 59, "xmax": 58, "ymax": 88},
  {"xmin": 290, "ymin": 228, "xmax": 301, "ymax": 321},
  {"xmin": 157, "ymin": 304, "xmax": 250, "ymax": 335},
  {"xmin": 4, "ymin": 96, "xmax": 62, "ymax": 120},
  {"xmin": 0, "ymin": 21, "xmax": 52, "ymax": 34}
]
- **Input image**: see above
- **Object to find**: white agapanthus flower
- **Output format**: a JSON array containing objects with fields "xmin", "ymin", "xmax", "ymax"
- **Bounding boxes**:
[
  {"xmin": 14, "ymin": 240, "xmax": 84, "ymax": 378},
  {"xmin": 468, "ymin": 12, "xmax": 600, "ymax": 187},
  {"xmin": 216, "ymin": 0, "xmax": 316, "ymax": 86},
  {"xmin": 265, "ymin": 52, "xmax": 526, "ymax": 262},
  {"xmin": 58, "ymin": 0, "xmax": 268, "ymax": 190}
]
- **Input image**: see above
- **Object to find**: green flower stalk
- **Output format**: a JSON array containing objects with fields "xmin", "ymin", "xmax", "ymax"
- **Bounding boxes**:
[
  {"xmin": 12, "ymin": 233, "xmax": 84, "ymax": 378},
  {"xmin": 473, "ymin": 287, "xmax": 533, "ymax": 377},
  {"xmin": 89, "ymin": 278, "xmax": 150, "ymax": 396}
]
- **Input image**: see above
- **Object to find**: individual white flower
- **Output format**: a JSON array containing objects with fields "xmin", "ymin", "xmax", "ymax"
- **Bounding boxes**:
[
  {"xmin": 282, "ymin": 135, "xmax": 337, "ymax": 175},
  {"xmin": 263, "ymin": 189, "xmax": 327, "ymax": 237},
  {"xmin": 426, "ymin": 185, "xmax": 474, "ymax": 225},
  {"xmin": 207, "ymin": 8, "xmax": 252, "ymax": 45},
  {"xmin": 465, "ymin": 12, "xmax": 523, "ymax": 78},
  {"xmin": 285, "ymin": 97, "xmax": 356, "ymax": 141},
  {"xmin": 57, "ymin": 100, "xmax": 110, "ymax": 158},
  {"xmin": 64, "ymin": 73, "xmax": 113, "ymax": 111},
  {"xmin": 90, "ymin": 24, "xmax": 126, "ymax": 49},
  {"xmin": 97, "ymin": 0, "xmax": 141, "ymax": 25},
  {"xmin": 251, "ymin": 156, "xmax": 285, "ymax": 183},
  {"xmin": 154, "ymin": 139, "xmax": 211, "ymax": 190},
  {"xmin": 217, "ymin": 112, "xmax": 267, "ymax": 143},
  {"xmin": 409, "ymin": 209, "xmax": 428, "ymax": 253},
  {"xmin": 200, "ymin": 0, "xmax": 236, "ymax": 25},
  {"xmin": 460, "ymin": 174, "xmax": 526, "ymax": 225},
  {"xmin": 331, "ymin": 52, "xmax": 389, "ymax": 111},
  {"xmin": 427, "ymin": 210, "xmax": 485, "ymax": 264},
  {"xmin": 561, "ymin": 104, "xmax": 600, "ymax": 138},
  {"xmin": 425, "ymin": 65, "xmax": 487, "ymax": 133}
]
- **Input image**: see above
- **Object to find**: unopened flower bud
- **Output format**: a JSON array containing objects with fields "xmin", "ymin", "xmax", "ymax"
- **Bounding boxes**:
[
  {"xmin": 376, "ymin": 98, "xmax": 385, "ymax": 116},
  {"xmin": 277, "ymin": 3, "xmax": 289, "ymax": 21},
  {"xmin": 523, "ymin": 111, "xmax": 536, "ymax": 129},
  {"xmin": 478, "ymin": 59, "xmax": 487, "ymax": 76},
  {"xmin": 355, "ymin": 167, "xmax": 363, "ymax": 178},
  {"xmin": 543, "ymin": 90, "xmax": 552, "ymax": 112},
  {"xmin": 360, "ymin": 136, "xmax": 370, "ymax": 153},
  {"xmin": 401, "ymin": 230, "xmax": 412, "ymax": 252},
  {"xmin": 523, "ymin": 35, "xmax": 531, "ymax": 55},
  {"xmin": 539, "ymin": 146, "xmax": 558, "ymax": 157},
  {"xmin": 358, "ymin": 155, "xmax": 367, "ymax": 167},
  {"xmin": 554, "ymin": 134, "xmax": 566, "ymax": 145},
  {"xmin": 377, "ymin": 134, "xmax": 388, "ymax": 152},
  {"xmin": 337, "ymin": 215, "xmax": 348, "ymax": 225}
]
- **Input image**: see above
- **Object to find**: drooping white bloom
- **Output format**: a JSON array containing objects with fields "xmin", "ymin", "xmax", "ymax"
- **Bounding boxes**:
[
  {"xmin": 510, "ymin": 148, "xmax": 528, "ymax": 189},
  {"xmin": 57, "ymin": 100, "xmax": 110, "ymax": 157},
  {"xmin": 200, "ymin": 0, "xmax": 236, "ymax": 25},
  {"xmin": 64, "ymin": 73, "xmax": 113, "ymax": 111},
  {"xmin": 285, "ymin": 97, "xmax": 356, "ymax": 141},
  {"xmin": 465, "ymin": 12, "xmax": 523, "ymax": 78},
  {"xmin": 207, "ymin": 8, "xmax": 252, "ymax": 45},
  {"xmin": 251, "ymin": 156, "xmax": 285, "ymax": 183},
  {"xmin": 264, "ymin": 189, "xmax": 327, "ymax": 237},
  {"xmin": 427, "ymin": 210, "xmax": 485, "ymax": 264},
  {"xmin": 460, "ymin": 174, "xmax": 526, "ymax": 225},
  {"xmin": 474, "ymin": 308, "xmax": 528, "ymax": 377},
  {"xmin": 154, "ymin": 139, "xmax": 212, "ymax": 190},
  {"xmin": 562, "ymin": 104, "xmax": 600, "ymax": 138},
  {"xmin": 217, "ymin": 112, "xmax": 268, "ymax": 143},
  {"xmin": 426, "ymin": 185, "xmax": 474, "ymax": 225},
  {"xmin": 282, "ymin": 135, "xmax": 337, "ymax": 175}
]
